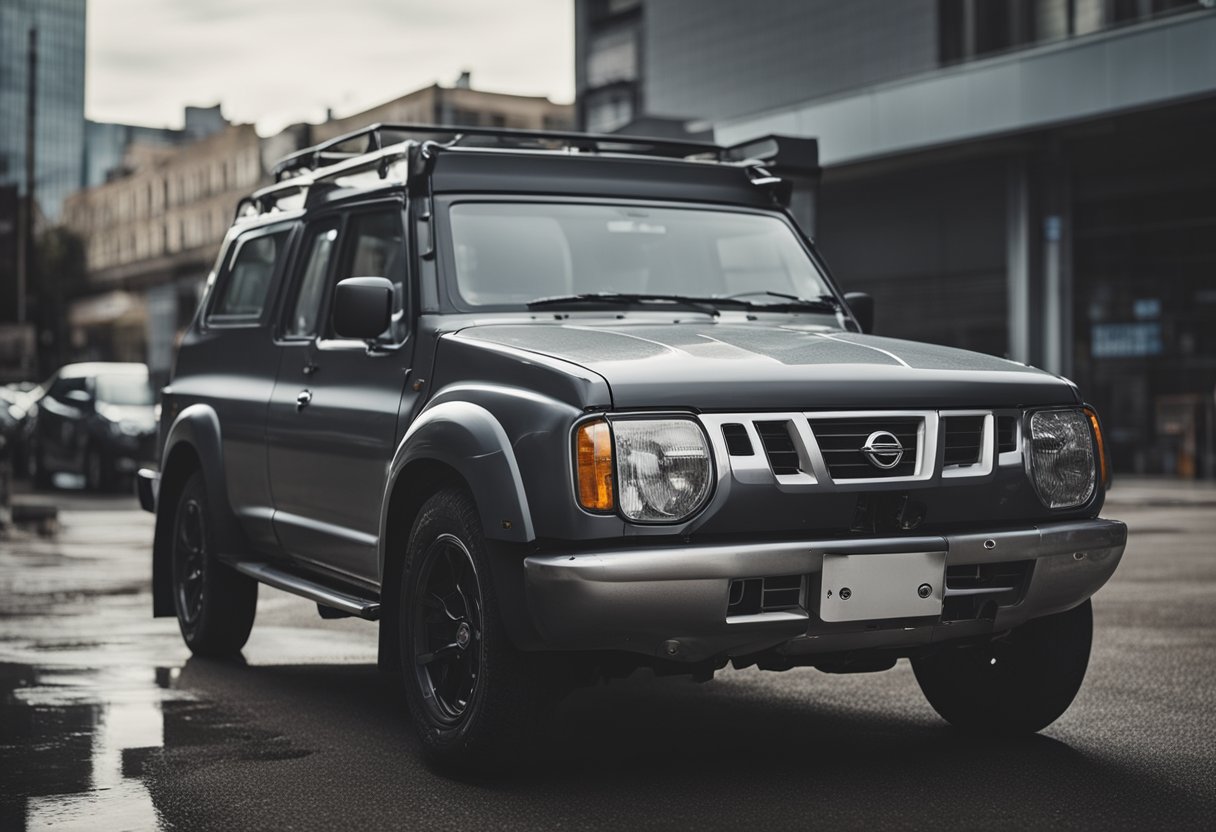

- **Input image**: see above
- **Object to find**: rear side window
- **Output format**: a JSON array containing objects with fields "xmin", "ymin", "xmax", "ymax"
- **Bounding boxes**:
[{"xmin": 209, "ymin": 230, "xmax": 290, "ymax": 323}]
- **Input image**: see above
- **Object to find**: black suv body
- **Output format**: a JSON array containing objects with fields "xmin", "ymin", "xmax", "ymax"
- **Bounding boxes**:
[{"xmin": 141, "ymin": 125, "xmax": 1126, "ymax": 767}]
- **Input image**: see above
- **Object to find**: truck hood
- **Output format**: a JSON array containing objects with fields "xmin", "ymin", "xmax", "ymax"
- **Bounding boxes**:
[{"xmin": 451, "ymin": 320, "xmax": 1077, "ymax": 410}]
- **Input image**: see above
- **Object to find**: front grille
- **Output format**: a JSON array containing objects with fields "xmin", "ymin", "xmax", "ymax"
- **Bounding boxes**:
[
  {"xmin": 755, "ymin": 421, "xmax": 801, "ymax": 475},
  {"xmin": 942, "ymin": 560, "xmax": 1033, "ymax": 621},
  {"xmin": 997, "ymin": 415, "xmax": 1018, "ymax": 454},
  {"xmin": 721, "ymin": 423, "xmax": 754, "ymax": 456},
  {"xmin": 727, "ymin": 575, "xmax": 804, "ymax": 616},
  {"xmin": 942, "ymin": 415, "xmax": 984, "ymax": 467},
  {"xmin": 809, "ymin": 417, "xmax": 920, "ymax": 479}
]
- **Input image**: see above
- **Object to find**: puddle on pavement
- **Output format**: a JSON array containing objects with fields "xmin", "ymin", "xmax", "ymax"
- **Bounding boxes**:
[{"xmin": 0, "ymin": 659, "xmax": 312, "ymax": 831}]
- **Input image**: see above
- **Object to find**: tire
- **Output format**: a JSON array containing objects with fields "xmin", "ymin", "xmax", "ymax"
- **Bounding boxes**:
[
  {"xmin": 170, "ymin": 471, "xmax": 258, "ymax": 657},
  {"xmin": 912, "ymin": 599, "xmax": 1093, "ymax": 734},
  {"xmin": 400, "ymin": 488, "xmax": 544, "ymax": 772}
]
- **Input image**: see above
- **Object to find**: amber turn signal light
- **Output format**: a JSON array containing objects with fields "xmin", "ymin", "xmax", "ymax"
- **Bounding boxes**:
[
  {"xmin": 1083, "ymin": 406, "xmax": 1110, "ymax": 488},
  {"xmin": 576, "ymin": 419, "xmax": 614, "ymax": 512}
]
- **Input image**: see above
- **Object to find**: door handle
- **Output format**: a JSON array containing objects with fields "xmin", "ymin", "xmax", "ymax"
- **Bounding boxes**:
[{"xmin": 296, "ymin": 389, "xmax": 312, "ymax": 410}]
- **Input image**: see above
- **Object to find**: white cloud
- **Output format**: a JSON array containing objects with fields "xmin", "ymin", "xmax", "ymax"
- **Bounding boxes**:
[{"xmin": 85, "ymin": 0, "xmax": 575, "ymax": 134}]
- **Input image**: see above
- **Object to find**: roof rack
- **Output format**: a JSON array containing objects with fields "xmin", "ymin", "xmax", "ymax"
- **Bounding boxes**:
[
  {"xmin": 242, "ymin": 124, "xmax": 820, "ymax": 221},
  {"xmin": 272, "ymin": 122, "xmax": 725, "ymax": 183}
]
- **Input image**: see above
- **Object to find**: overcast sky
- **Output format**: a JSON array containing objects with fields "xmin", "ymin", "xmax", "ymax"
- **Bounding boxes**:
[{"xmin": 85, "ymin": 0, "xmax": 575, "ymax": 135}]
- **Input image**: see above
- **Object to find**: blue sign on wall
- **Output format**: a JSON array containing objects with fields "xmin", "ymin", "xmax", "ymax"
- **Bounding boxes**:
[{"xmin": 1091, "ymin": 322, "xmax": 1164, "ymax": 358}]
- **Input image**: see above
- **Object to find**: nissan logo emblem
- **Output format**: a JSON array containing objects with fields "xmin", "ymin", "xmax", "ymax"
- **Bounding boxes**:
[{"xmin": 861, "ymin": 430, "xmax": 905, "ymax": 469}]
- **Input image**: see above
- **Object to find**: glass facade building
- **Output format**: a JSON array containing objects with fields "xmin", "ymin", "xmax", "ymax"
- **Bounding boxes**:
[
  {"xmin": 0, "ymin": 0, "xmax": 87, "ymax": 221},
  {"xmin": 576, "ymin": 0, "xmax": 1216, "ymax": 478}
]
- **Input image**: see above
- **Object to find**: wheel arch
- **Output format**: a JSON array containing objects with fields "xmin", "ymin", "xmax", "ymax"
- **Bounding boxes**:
[
  {"xmin": 375, "ymin": 416, "xmax": 542, "ymax": 671},
  {"xmin": 376, "ymin": 457, "xmax": 470, "ymax": 673},
  {"xmin": 378, "ymin": 400, "xmax": 534, "ymax": 582},
  {"xmin": 151, "ymin": 404, "xmax": 239, "ymax": 617},
  {"xmin": 151, "ymin": 441, "xmax": 203, "ymax": 617}
]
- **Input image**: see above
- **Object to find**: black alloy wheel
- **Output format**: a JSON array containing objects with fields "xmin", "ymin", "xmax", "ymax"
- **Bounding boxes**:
[
  {"xmin": 173, "ymin": 493, "xmax": 207, "ymax": 630},
  {"xmin": 169, "ymin": 471, "xmax": 257, "ymax": 656},
  {"xmin": 400, "ymin": 488, "xmax": 549, "ymax": 771},
  {"xmin": 412, "ymin": 533, "xmax": 484, "ymax": 724}
]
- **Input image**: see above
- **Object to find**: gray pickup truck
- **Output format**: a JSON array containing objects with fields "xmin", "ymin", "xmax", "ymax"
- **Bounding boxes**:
[{"xmin": 139, "ymin": 125, "xmax": 1126, "ymax": 769}]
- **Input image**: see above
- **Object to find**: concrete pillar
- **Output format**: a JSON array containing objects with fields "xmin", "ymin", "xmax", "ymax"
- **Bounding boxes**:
[
  {"xmin": 1041, "ymin": 151, "xmax": 1073, "ymax": 379},
  {"xmin": 1006, "ymin": 149, "xmax": 1072, "ymax": 376},
  {"xmin": 1006, "ymin": 158, "xmax": 1033, "ymax": 365}
]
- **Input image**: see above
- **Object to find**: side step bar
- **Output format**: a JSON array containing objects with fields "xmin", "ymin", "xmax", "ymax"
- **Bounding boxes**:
[{"xmin": 233, "ymin": 562, "xmax": 381, "ymax": 621}]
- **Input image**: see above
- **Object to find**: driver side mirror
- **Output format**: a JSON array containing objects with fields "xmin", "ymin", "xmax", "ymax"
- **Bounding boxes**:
[
  {"xmin": 333, "ymin": 277, "xmax": 393, "ymax": 341},
  {"xmin": 843, "ymin": 291, "xmax": 874, "ymax": 334}
]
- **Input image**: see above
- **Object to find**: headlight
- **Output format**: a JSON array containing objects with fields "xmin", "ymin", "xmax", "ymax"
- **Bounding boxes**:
[
  {"xmin": 1027, "ymin": 409, "xmax": 1096, "ymax": 509},
  {"xmin": 614, "ymin": 418, "xmax": 713, "ymax": 522},
  {"xmin": 119, "ymin": 419, "xmax": 145, "ymax": 436}
]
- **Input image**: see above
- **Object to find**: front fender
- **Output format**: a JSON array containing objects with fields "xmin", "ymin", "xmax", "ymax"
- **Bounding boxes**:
[
  {"xmin": 161, "ymin": 405, "xmax": 232, "ymax": 526},
  {"xmin": 380, "ymin": 400, "xmax": 534, "ymax": 561}
]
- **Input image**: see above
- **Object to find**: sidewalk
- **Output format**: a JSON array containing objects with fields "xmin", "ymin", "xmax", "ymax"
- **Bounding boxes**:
[{"xmin": 1104, "ymin": 475, "xmax": 1216, "ymax": 508}]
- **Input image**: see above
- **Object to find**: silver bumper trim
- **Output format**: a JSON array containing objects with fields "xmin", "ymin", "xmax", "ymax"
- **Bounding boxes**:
[{"xmin": 523, "ymin": 518, "xmax": 1126, "ymax": 662}]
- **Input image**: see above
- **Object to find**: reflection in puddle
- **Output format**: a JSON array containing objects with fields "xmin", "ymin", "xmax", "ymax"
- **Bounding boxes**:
[{"xmin": 0, "ymin": 660, "xmax": 311, "ymax": 831}]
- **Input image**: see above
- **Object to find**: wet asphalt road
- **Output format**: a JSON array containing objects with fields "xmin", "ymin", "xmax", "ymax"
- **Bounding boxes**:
[{"xmin": 2, "ymin": 479, "xmax": 1215, "ymax": 831}]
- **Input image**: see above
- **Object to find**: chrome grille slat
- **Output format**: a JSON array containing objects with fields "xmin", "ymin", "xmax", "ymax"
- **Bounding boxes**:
[{"xmin": 810, "ymin": 416, "xmax": 920, "ymax": 480}]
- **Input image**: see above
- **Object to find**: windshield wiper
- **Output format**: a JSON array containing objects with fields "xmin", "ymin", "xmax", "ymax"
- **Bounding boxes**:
[
  {"xmin": 527, "ymin": 291, "xmax": 842, "ymax": 316},
  {"xmin": 527, "ymin": 292, "xmax": 722, "ymax": 316},
  {"xmin": 721, "ymin": 290, "xmax": 841, "ymax": 313}
]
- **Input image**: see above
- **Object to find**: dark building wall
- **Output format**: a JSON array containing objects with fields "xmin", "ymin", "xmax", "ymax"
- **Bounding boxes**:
[
  {"xmin": 818, "ymin": 158, "xmax": 1008, "ymax": 358},
  {"xmin": 642, "ymin": 0, "xmax": 938, "ymax": 124},
  {"xmin": 0, "ymin": 185, "xmax": 16, "ymax": 318},
  {"xmin": 1066, "ymin": 100, "xmax": 1216, "ymax": 477}
]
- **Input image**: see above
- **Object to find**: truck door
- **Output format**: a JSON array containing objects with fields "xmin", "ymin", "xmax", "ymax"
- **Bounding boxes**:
[{"xmin": 267, "ymin": 200, "xmax": 420, "ymax": 585}]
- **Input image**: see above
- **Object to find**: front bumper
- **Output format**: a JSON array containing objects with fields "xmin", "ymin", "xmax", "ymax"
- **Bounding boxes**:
[
  {"xmin": 523, "ymin": 518, "xmax": 1126, "ymax": 663},
  {"xmin": 136, "ymin": 467, "xmax": 158, "ymax": 513}
]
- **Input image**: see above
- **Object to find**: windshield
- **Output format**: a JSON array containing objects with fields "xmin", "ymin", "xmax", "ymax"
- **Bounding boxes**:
[
  {"xmin": 447, "ymin": 203, "xmax": 833, "ymax": 308},
  {"xmin": 95, "ymin": 375, "xmax": 153, "ymax": 406}
]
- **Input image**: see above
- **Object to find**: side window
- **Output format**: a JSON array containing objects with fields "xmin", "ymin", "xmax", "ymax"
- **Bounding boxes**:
[
  {"xmin": 48, "ymin": 376, "xmax": 86, "ymax": 402},
  {"xmin": 331, "ymin": 208, "xmax": 408, "ymax": 342},
  {"xmin": 209, "ymin": 229, "xmax": 290, "ymax": 322},
  {"xmin": 285, "ymin": 221, "xmax": 339, "ymax": 338}
]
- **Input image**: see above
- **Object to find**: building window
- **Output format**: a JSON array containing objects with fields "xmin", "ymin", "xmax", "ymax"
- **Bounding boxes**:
[
  {"xmin": 938, "ymin": 0, "xmax": 1209, "ymax": 65},
  {"xmin": 586, "ymin": 25, "xmax": 638, "ymax": 88},
  {"xmin": 584, "ymin": 87, "xmax": 635, "ymax": 133}
]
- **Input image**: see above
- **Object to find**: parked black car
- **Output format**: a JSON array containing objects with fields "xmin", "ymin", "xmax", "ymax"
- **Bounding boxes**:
[
  {"xmin": 140, "ymin": 125, "xmax": 1126, "ymax": 770},
  {"xmin": 2, "ymin": 383, "xmax": 41, "ymax": 476},
  {"xmin": 29, "ymin": 362, "xmax": 157, "ymax": 491}
]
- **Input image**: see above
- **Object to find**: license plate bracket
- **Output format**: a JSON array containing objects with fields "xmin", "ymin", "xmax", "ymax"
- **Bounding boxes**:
[{"xmin": 820, "ymin": 551, "xmax": 946, "ymax": 622}]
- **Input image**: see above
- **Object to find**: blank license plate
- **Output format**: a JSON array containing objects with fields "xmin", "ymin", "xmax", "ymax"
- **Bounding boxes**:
[{"xmin": 820, "ymin": 551, "xmax": 946, "ymax": 622}]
